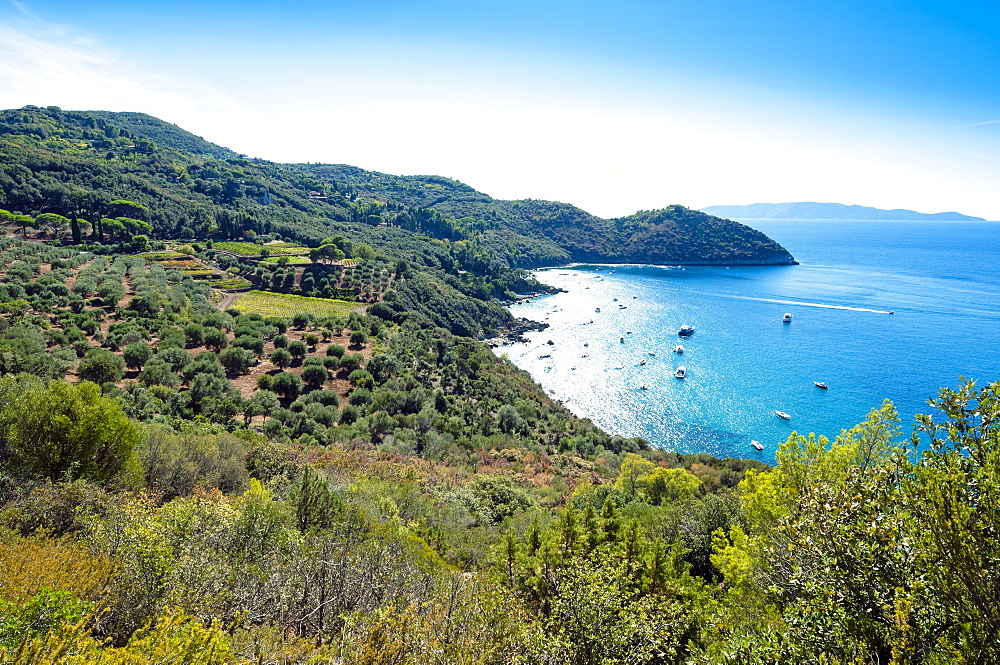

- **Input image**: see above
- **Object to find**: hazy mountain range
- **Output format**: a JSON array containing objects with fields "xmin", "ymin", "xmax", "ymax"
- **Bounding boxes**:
[{"xmin": 701, "ymin": 202, "xmax": 986, "ymax": 221}]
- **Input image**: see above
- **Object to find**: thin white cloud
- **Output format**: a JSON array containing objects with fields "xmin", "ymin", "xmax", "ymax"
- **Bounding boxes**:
[
  {"xmin": 949, "ymin": 119, "xmax": 1000, "ymax": 129},
  {"xmin": 0, "ymin": 6, "xmax": 259, "ymax": 142}
]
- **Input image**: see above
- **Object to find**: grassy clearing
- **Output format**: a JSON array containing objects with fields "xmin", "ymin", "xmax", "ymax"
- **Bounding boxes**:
[
  {"xmin": 211, "ymin": 241, "xmax": 267, "ymax": 256},
  {"xmin": 259, "ymin": 255, "xmax": 311, "ymax": 265},
  {"xmin": 231, "ymin": 290, "xmax": 359, "ymax": 318},
  {"xmin": 140, "ymin": 251, "xmax": 185, "ymax": 260},
  {"xmin": 154, "ymin": 259, "xmax": 202, "ymax": 268},
  {"xmin": 209, "ymin": 278, "xmax": 253, "ymax": 290},
  {"xmin": 214, "ymin": 241, "xmax": 308, "ymax": 256}
]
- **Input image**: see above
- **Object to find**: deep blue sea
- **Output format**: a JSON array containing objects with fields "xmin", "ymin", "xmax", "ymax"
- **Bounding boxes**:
[{"xmin": 497, "ymin": 220, "xmax": 1000, "ymax": 461}]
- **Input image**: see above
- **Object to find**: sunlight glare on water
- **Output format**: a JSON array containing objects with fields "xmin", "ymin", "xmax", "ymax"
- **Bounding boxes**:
[{"xmin": 496, "ymin": 220, "xmax": 1000, "ymax": 460}]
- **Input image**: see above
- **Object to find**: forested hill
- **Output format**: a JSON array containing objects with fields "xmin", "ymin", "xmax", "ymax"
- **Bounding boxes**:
[
  {"xmin": 312, "ymin": 165, "xmax": 797, "ymax": 265},
  {"xmin": 0, "ymin": 105, "xmax": 793, "ymax": 336},
  {"xmin": 701, "ymin": 201, "xmax": 986, "ymax": 221},
  {"xmin": 0, "ymin": 106, "xmax": 793, "ymax": 265},
  {"xmin": 86, "ymin": 111, "xmax": 240, "ymax": 160}
]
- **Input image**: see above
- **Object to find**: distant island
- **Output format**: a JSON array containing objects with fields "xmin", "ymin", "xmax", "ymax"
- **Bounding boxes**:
[{"xmin": 700, "ymin": 202, "xmax": 986, "ymax": 221}]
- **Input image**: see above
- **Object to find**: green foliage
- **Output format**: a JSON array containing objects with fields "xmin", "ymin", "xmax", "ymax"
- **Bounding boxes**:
[
  {"xmin": 269, "ymin": 347, "xmax": 292, "ymax": 369},
  {"xmin": 141, "ymin": 425, "xmax": 249, "ymax": 497},
  {"xmin": 218, "ymin": 346, "xmax": 254, "ymax": 375},
  {"xmin": 138, "ymin": 358, "xmax": 180, "ymax": 388},
  {"xmin": 77, "ymin": 348, "xmax": 125, "ymax": 387},
  {"xmin": 122, "ymin": 341, "xmax": 153, "ymax": 370},
  {"xmin": 1, "ymin": 108, "xmax": 997, "ymax": 663},
  {"xmin": 271, "ymin": 371, "xmax": 302, "ymax": 400},
  {"xmin": 1, "ymin": 378, "xmax": 142, "ymax": 484},
  {"xmin": 0, "ymin": 587, "xmax": 91, "ymax": 649},
  {"xmin": 302, "ymin": 363, "xmax": 329, "ymax": 389},
  {"xmin": 287, "ymin": 339, "xmax": 307, "ymax": 360},
  {"xmin": 906, "ymin": 380, "xmax": 1000, "ymax": 659},
  {"xmin": 289, "ymin": 466, "xmax": 343, "ymax": 532}
]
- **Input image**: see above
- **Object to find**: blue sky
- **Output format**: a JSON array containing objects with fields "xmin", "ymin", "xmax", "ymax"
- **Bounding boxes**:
[{"xmin": 1, "ymin": 0, "xmax": 998, "ymax": 219}]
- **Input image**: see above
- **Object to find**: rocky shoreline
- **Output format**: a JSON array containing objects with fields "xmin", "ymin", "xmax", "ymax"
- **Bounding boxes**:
[{"xmin": 484, "ymin": 316, "xmax": 549, "ymax": 346}]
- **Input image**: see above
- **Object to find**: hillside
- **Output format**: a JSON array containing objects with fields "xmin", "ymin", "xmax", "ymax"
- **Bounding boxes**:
[
  {"xmin": 0, "ymin": 106, "xmax": 795, "ymax": 274},
  {"xmin": 312, "ymin": 165, "xmax": 797, "ymax": 265},
  {"xmin": 701, "ymin": 201, "xmax": 986, "ymax": 221},
  {"xmin": 0, "ymin": 105, "xmax": 996, "ymax": 663}
]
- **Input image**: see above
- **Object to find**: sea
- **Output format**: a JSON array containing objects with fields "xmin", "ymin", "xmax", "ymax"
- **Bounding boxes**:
[{"xmin": 496, "ymin": 219, "xmax": 1000, "ymax": 461}]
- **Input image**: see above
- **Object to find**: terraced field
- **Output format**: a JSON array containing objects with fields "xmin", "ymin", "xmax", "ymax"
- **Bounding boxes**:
[{"xmin": 231, "ymin": 290, "xmax": 361, "ymax": 318}]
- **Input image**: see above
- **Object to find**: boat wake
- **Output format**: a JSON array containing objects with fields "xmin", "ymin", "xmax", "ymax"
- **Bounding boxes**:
[{"xmin": 724, "ymin": 295, "xmax": 892, "ymax": 314}]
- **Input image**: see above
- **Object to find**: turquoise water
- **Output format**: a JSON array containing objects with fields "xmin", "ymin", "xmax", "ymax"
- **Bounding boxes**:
[{"xmin": 499, "ymin": 220, "xmax": 1000, "ymax": 461}]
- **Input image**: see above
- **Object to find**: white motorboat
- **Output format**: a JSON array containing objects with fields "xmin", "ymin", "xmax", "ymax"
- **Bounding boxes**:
[
  {"xmin": 674, "ymin": 366, "xmax": 687, "ymax": 379},
  {"xmin": 775, "ymin": 410, "xmax": 791, "ymax": 420},
  {"xmin": 751, "ymin": 440, "xmax": 764, "ymax": 451},
  {"xmin": 782, "ymin": 313, "xmax": 792, "ymax": 323},
  {"xmin": 673, "ymin": 345, "xmax": 684, "ymax": 354}
]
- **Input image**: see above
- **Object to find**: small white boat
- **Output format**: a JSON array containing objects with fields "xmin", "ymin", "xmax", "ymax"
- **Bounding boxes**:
[
  {"xmin": 775, "ymin": 410, "xmax": 791, "ymax": 420},
  {"xmin": 639, "ymin": 359, "xmax": 646, "ymax": 365},
  {"xmin": 782, "ymin": 313, "xmax": 792, "ymax": 323},
  {"xmin": 678, "ymin": 326, "xmax": 695, "ymax": 337},
  {"xmin": 814, "ymin": 381, "xmax": 828, "ymax": 389},
  {"xmin": 674, "ymin": 366, "xmax": 687, "ymax": 379},
  {"xmin": 751, "ymin": 440, "xmax": 764, "ymax": 451},
  {"xmin": 673, "ymin": 345, "xmax": 684, "ymax": 354},
  {"xmin": 595, "ymin": 307, "xmax": 601, "ymax": 312}
]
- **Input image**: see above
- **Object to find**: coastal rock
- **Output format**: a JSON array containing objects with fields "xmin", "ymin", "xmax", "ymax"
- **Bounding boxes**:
[{"xmin": 485, "ymin": 317, "xmax": 549, "ymax": 346}]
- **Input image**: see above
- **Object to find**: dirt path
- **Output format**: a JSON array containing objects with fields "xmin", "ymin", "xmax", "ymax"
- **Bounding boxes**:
[{"xmin": 213, "ymin": 289, "xmax": 239, "ymax": 312}]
